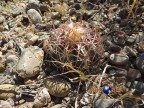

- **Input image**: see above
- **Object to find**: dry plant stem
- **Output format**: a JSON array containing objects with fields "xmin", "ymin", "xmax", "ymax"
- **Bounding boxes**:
[
  {"xmin": 98, "ymin": 64, "xmax": 109, "ymax": 88},
  {"xmin": 75, "ymin": 81, "xmax": 81, "ymax": 108},
  {"xmin": 127, "ymin": 0, "xmax": 137, "ymax": 20},
  {"xmin": 92, "ymin": 64, "xmax": 109, "ymax": 103},
  {"xmin": 50, "ymin": 61, "xmax": 87, "ymax": 81},
  {"xmin": 49, "ymin": 61, "xmax": 111, "ymax": 81}
]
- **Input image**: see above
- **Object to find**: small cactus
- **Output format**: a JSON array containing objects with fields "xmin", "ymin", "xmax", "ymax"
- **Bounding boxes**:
[{"xmin": 45, "ymin": 20, "xmax": 105, "ymax": 72}]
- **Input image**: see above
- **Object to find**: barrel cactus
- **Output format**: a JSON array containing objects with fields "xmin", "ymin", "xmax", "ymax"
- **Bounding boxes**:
[{"xmin": 45, "ymin": 20, "xmax": 104, "ymax": 72}]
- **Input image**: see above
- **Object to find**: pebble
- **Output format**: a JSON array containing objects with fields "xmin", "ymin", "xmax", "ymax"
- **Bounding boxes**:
[
  {"xmin": 0, "ymin": 84, "xmax": 19, "ymax": 99},
  {"xmin": 127, "ymin": 68, "xmax": 141, "ymax": 79},
  {"xmin": 0, "ymin": 74, "xmax": 14, "ymax": 84},
  {"xmin": 27, "ymin": 9, "xmax": 42, "ymax": 24},
  {"xmin": 44, "ymin": 78, "xmax": 71, "ymax": 97},
  {"xmin": 12, "ymin": 7, "xmax": 24, "ymax": 17},
  {"xmin": 16, "ymin": 46, "xmax": 44, "ymax": 78},
  {"xmin": 136, "ymin": 53, "xmax": 144, "ymax": 73},
  {"xmin": 112, "ymin": 36, "xmax": 126, "ymax": 46},
  {"xmin": 25, "ymin": 32, "xmax": 39, "ymax": 47},
  {"xmin": 33, "ymin": 87, "xmax": 51, "ymax": 108},
  {"xmin": 0, "ymin": 15, "xmax": 5, "ymax": 24},
  {"xmin": 109, "ymin": 53, "xmax": 129, "ymax": 65},
  {"xmin": 133, "ymin": 81, "xmax": 144, "ymax": 93},
  {"xmin": 124, "ymin": 46, "xmax": 137, "ymax": 57},
  {"xmin": 80, "ymin": 93, "xmax": 90, "ymax": 105},
  {"xmin": 126, "ymin": 34, "xmax": 137, "ymax": 44},
  {"xmin": 52, "ymin": 20, "xmax": 61, "ymax": 27},
  {"xmin": 15, "ymin": 102, "xmax": 34, "ymax": 108},
  {"xmin": 135, "ymin": 32, "xmax": 144, "ymax": 43},
  {"xmin": 137, "ymin": 42, "xmax": 144, "ymax": 53},
  {"xmin": 27, "ymin": 0, "xmax": 40, "ymax": 10},
  {"xmin": 123, "ymin": 98, "xmax": 136, "ymax": 108},
  {"xmin": 109, "ymin": 68, "xmax": 127, "ymax": 76},
  {"xmin": 6, "ymin": 55, "xmax": 18, "ymax": 68},
  {"xmin": 105, "ymin": 40, "xmax": 122, "ymax": 52},
  {"xmin": 94, "ymin": 99, "xmax": 118, "ymax": 108},
  {"xmin": 51, "ymin": 12, "xmax": 61, "ymax": 19},
  {"xmin": 39, "ymin": 4, "xmax": 49, "ymax": 12}
]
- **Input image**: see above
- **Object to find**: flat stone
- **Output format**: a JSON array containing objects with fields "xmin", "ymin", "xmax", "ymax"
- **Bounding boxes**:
[
  {"xmin": 16, "ymin": 46, "xmax": 44, "ymax": 78},
  {"xmin": 27, "ymin": 0, "xmax": 40, "ymax": 10},
  {"xmin": 109, "ymin": 53, "xmax": 129, "ymax": 65},
  {"xmin": 127, "ymin": 68, "xmax": 141, "ymax": 79},
  {"xmin": 95, "ymin": 99, "xmax": 117, "ymax": 108},
  {"xmin": 25, "ymin": 32, "xmax": 39, "ymax": 47},
  {"xmin": 27, "ymin": 9, "xmax": 42, "ymax": 24}
]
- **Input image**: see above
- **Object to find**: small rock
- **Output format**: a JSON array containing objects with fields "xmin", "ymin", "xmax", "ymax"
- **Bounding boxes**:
[
  {"xmin": 95, "ymin": 99, "xmax": 117, "ymax": 108},
  {"xmin": 137, "ymin": 42, "xmax": 144, "ymax": 53},
  {"xmin": 135, "ymin": 32, "xmax": 144, "ymax": 43},
  {"xmin": 80, "ymin": 93, "xmax": 90, "ymax": 105},
  {"xmin": 12, "ymin": 7, "xmax": 24, "ymax": 17},
  {"xmin": 27, "ymin": 9, "xmax": 42, "ymax": 24},
  {"xmin": 123, "ymin": 98, "xmax": 137, "ymax": 108},
  {"xmin": 28, "ymin": 0, "xmax": 40, "ymax": 4},
  {"xmin": 52, "ymin": 20, "xmax": 61, "ymax": 28},
  {"xmin": 124, "ymin": 46, "xmax": 137, "ymax": 57},
  {"xmin": 0, "ymin": 84, "xmax": 19, "ymax": 99},
  {"xmin": 33, "ymin": 88, "xmax": 51, "ymax": 108},
  {"xmin": 109, "ymin": 68, "xmax": 127, "ymax": 76},
  {"xmin": 133, "ymin": 81, "xmax": 144, "ymax": 93},
  {"xmin": 39, "ymin": 4, "xmax": 49, "ymax": 12},
  {"xmin": 27, "ymin": 0, "xmax": 40, "ymax": 10},
  {"xmin": 36, "ymin": 23, "xmax": 51, "ymax": 30},
  {"xmin": 140, "ymin": 24, "xmax": 144, "ymax": 29},
  {"xmin": 127, "ymin": 68, "xmax": 141, "ymax": 79},
  {"xmin": 136, "ymin": 53, "xmax": 144, "ymax": 73},
  {"xmin": 25, "ymin": 32, "xmax": 39, "ymax": 47},
  {"xmin": 112, "ymin": 36, "xmax": 126, "ymax": 46},
  {"xmin": 0, "ymin": 26, "xmax": 4, "ymax": 32},
  {"xmin": 16, "ymin": 46, "xmax": 44, "ymax": 78},
  {"xmin": 85, "ymin": 10, "xmax": 96, "ymax": 16},
  {"xmin": 69, "ymin": 8, "xmax": 76, "ymax": 16},
  {"xmin": 0, "ymin": 74, "xmax": 14, "ymax": 84},
  {"xmin": 6, "ymin": 55, "xmax": 18, "ymax": 68},
  {"xmin": 0, "ymin": 15, "xmax": 5, "ymax": 24},
  {"xmin": 126, "ymin": 34, "xmax": 137, "ymax": 44},
  {"xmin": 15, "ymin": 102, "xmax": 34, "ymax": 108},
  {"xmin": 44, "ymin": 78, "xmax": 71, "ymax": 97},
  {"xmin": 109, "ymin": 53, "xmax": 129, "ymax": 65},
  {"xmin": 106, "ymin": 40, "xmax": 122, "ymax": 52},
  {"xmin": 51, "ymin": 12, "xmax": 61, "ymax": 19},
  {"xmin": 0, "ymin": 100, "xmax": 12, "ymax": 108}
]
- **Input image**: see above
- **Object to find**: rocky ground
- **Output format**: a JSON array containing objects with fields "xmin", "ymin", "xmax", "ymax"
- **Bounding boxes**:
[{"xmin": 0, "ymin": 0, "xmax": 144, "ymax": 108}]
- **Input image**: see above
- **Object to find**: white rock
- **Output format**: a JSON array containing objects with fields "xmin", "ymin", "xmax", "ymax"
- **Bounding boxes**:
[
  {"xmin": 16, "ymin": 46, "xmax": 44, "ymax": 78},
  {"xmin": 27, "ymin": 9, "xmax": 42, "ymax": 24}
]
